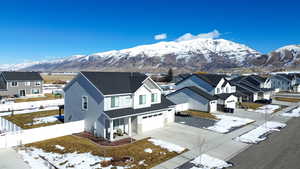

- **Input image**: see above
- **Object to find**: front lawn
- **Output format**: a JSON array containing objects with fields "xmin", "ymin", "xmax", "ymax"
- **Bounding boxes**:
[
  {"xmin": 181, "ymin": 110, "xmax": 218, "ymax": 120},
  {"xmin": 3, "ymin": 109, "xmax": 63, "ymax": 129},
  {"xmin": 274, "ymin": 97, "xmax": 300, "ymax": 103},
  {"xmin": 240, "ymin": 102, "xmax": 264, "ymax": 110},
  {"xmin": 15, "ymin": 94, "xmax": 62, "ymax": 103},
  {"xmin": 20, "ymin": 135, "xmax": 187, "ymax": 169}
]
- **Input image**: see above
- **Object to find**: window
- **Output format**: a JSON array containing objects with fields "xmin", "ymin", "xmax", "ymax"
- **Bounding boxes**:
[
  {"xmin": 111, "ymin": 96, "xmax": 119, "ymax": 108},
  {"xmin": 139, "ymin": 95, "xmax": 146, "ymax": 105},
  {"xmin": 216, "ymin": 88, "xmax": 220, "ymax": 94},
  {"xmin": 226, "ymin": 87, "xmax": 229, "ymax": 93},
  {"xmin": 32, "ymin": 89, "xmax": 40, "ymax": 94},
  {"xmin": 151, "ymin": 93, "xmax": 158, "ymax": 102},
  {"xmin": 25, "ymin": 82, "xmax": 31, "ymax": 86},
  {"xmin": 113, "ymin": 119, "xmax": 124, "ymax": 129},
  {"xmin": 11, "ymin": 81, "xmax": 18, "ymax": 87},
  {"xmin": 82, "ymin": 96, "xmax": 88, "ymax": 110},
  {"xmin": 35, "ymin": 81, "xmax": 41, "ymax": 86}
]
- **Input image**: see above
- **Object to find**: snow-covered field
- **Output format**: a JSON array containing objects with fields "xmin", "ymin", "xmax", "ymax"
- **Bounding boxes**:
[
  {"xmin": 205, "ymin": 115, "xmax": 255, "ymax": 133},
  {"xmin": 235, "ymin": 121, "xmax": 286, "ymax": 144},
  {"xmin": 0, "ymin": 107, "xmax": 59, "ymax": 117},
  {"xmin": 281, "ymin": 106, "xmax": 300, "ymax": 117},
  {"xmin": 189, "ymin": 154, "xmax": 232, "ymax": 169},
  {"xmin": 43, "ymin": 84, "xmax": 65, "ymax": 94},
  {"xmin": 0, "ymin": 99, "xmax": 63, "ymax": 112},
  {"xmin": 18, "ymin": 147, "xmax": 125, "ymax": 169},
  {"xmin": 25, "ymin": 115, "xmax": 59, "ymax": 126},
  {"xmin": 255, "ymin": 105, "xmax": 281, "ymax": 114},
  {"xmin": 148, "ymin": 138, "xmax": 185, "ymax": 153}
]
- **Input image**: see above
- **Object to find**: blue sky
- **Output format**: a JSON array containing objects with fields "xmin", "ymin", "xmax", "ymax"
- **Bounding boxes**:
[{"xmin": 0, "ymin": 0, "xmax": 299, "ymax": 64}]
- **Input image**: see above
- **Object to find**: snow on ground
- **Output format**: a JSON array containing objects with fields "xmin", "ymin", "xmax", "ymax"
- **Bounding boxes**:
[
  {"xmin": 0, "ymin": 99, "xmax": 63, "ymax": 112},
  {"xmin": 255, "ymin": 104, "xmax": 281, "ymax": 114},
  {"xmin": 18, "ymin": 147, "xmax": 128, "ymax": 169},
  {"xmin": 25, "ymin": 115, "xmax": 59, "ymax": 126},
  {"xmin": 0, "ymin": 107, "xmax": 59, "ymax": 117},
  {"xmin": 55, "ymin": 145, "xmax": 65, "ymax": 150},
  {"xmin": 281, "ymin": 106, "xmax": 300, "ymax": 117},
  {"xmin": 148, "ymin": 138, "xmax": 185, "ymax": 153},
  {"xmin": 189, "ymin": 154, "xmax": 232, "ymax": 169},
  {"xmin": 144, "ymin": 148, "xmax": 153, "ymax": 153},
  {"xmin": 235, "ymin": 121, "xmax": 287, "ymax": 144},
  {"xmin": 205, "ymin": 115, "xmax": 255, "ymax": 133}
]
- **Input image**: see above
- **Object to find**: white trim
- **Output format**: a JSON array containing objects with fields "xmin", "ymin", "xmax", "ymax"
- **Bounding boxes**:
[
  {"xmin": 10, "ymin": 81, "xmax": 18, "ymax": 87},
  {"xmin": 142, "ymin": 76, "xmax": 163, "ymax": 92},
  {"xmin": 104, "ymin": 93, "xmax": 132, "ymax": 97}
]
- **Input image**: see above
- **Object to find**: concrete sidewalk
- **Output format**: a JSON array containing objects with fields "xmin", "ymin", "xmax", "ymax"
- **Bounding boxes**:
[{"xmin": 0, "ymin": 148, "xmax": 30, "ymax": 169}]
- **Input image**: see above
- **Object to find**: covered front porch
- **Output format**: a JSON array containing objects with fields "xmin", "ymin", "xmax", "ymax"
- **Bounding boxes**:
[{"xmin": 105, "ymin": 116, "xmax": 137, "ymax": 142}]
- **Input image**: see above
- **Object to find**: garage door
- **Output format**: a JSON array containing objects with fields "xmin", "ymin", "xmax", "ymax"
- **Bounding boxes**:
[{"xmin": 141, "ymin": 113, "xmax": 164, "ymax": 132}]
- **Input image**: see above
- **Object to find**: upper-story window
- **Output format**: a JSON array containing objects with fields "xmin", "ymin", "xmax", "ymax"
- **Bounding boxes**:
[
  {"xmin": 35, "ymin": 81, "xmax": 41, "ymax": 86},
  {"xmin": 82, "ymin": 96, "xmax": 88, "ymax": 110},
  {"xmin": 151, "ymin": 93, "xmax": 158, "ymax": 102},
  {"xmin": 11, "ymin": 81, "xmax": 18, "ymax": 87},
  {"xmin": 226, "ymin": 87, "xmax": 229, "ymax": 93},
  {"xmin": 216, "ymin": 88, "xmax": 220, "ymax": 94},
  {"xmin": 25, "ymin": 82, "xmax": 31, "ymax": 86},
  {"xmin": 111, "ymin": 96, "xmax": 120, "ymax": 108},
  {"xmin": 139, "ymin": 95, "xmax": 146, "ymax": 105}
]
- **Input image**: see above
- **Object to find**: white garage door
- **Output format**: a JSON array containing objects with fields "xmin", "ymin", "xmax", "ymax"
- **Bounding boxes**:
[{"xmin": 141, "ymin": 113, "xmax": 164, "ymax": 132}]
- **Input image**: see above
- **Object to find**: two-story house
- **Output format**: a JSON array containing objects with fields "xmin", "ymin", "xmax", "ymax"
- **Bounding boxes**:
[
  {"xmin": 0, "ymin": 71, "xmax": 43, "ymax": 97},
  {"xmin": 63, "ymin": 72, "xmax": 175, "ymax": 141},
  {"xmin": 267, "ymin": 74, "xmax": 295, "ymax": 92},
  {"xmin": 170, "ymin": 74, "xmax": 238, "ymax": 112}
]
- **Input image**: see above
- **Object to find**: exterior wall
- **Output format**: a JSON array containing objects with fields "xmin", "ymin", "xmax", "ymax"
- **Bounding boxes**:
[
  {"xmin": 64, "ymin": 74, "xmax": 105, "ymax": 137},
  {"xmin": 133, "ymin": 85, "xmax": 152, "ymax": 109},
  {"xmin": 270, "ymin": 76, "xmax": 291, "ymax": 91},
  {"xmin": 0, "ymin": 80, "xmax": 43, "ymax": 97},
  {"xmin": 176, "ymin": 75, "xmax": 214, "ymax": 95},
  {"xmin": 224, "ymin": 95, "xmax": 238, "ymax": 109},
  {"xmin": 209, "ymin": 100, "xmax": 217, "ymax": 112},
  {"xmin": 253, "ymin": 93, "xmax": 258, "ymax": 101},
  {"xmin": 263, "ymin": 92, "xmax": 271, "ymax": 100},
  {"xmin": 167, "ymin": 88, "xmax": 211, "ymax": 112}
]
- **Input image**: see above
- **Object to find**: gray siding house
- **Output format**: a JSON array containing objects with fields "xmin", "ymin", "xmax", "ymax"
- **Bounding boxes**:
[
  {"xmin": 0, "ymin": 71, "xmax": 43, "ymax": 97},
  {"xmin": 64, "ymin": 72, "xmax": 175, "ymax": 141}
]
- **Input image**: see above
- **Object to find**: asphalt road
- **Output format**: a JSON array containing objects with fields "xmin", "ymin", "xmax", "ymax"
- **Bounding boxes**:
[{"xmin": 229, "ymin": 117, "xmax": 300, "ymax": 169}]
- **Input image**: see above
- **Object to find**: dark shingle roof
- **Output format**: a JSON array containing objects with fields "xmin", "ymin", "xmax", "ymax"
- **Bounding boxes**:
[
  {"xmin": 81, "ymin": 72, "xmax": 148, "ymax": 95},
  {"xmin": 277, "ymin": 74, "xmax": 295, "ymax": 81},
  {"xmin": 215, "ymin": 93, "xmax": 234, "ymax": 100},
  {"xmin": 1, "ymin": 71, "xmax": 42, "ymax": 81},
  {"xmin": 104, "ymin": 96, "xmax": 174, "ymax": 119},
  {"xmin": 194, "ymin": 74, "xmax": 227, "ymax": 87},
  {"xmin": 168, "ymin": 86, "xmax": 217, "ymax": 101}
]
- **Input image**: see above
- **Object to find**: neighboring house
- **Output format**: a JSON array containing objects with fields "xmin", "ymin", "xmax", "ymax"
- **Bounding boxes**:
[
  {"xmin": 166, "ymin": 86, "xmax": 217, "ymax": 113},
  {"xmin": 175, "ymin": 74, "xmax": 238, "ymax": 110},
  {"xmin": 230, "ymin": 75, "xmax": 273, "ymax": 101},
  {"xmin": 64, "ymin": 72, "xmax": 175, "ymax": 141},
  {"xmin": 0, "ymin": 71, "xmax": 43, "ymax": 97},
  {"xmin": 268, "ymin": 74, "xmax": 294, "ymax": 92}
]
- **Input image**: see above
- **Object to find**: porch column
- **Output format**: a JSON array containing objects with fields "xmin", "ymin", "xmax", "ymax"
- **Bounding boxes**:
[
  {"xmin": 109, "ymin": 120, "xmax": 114, "ymax": 142},
  {"xmin": 128, "ymin": 117, "xmax": 132, "ymax": 137}
]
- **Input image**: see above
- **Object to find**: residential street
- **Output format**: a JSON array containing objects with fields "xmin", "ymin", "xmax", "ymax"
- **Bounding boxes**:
[{"xmin": 229, "ymin": 117, "xmax": 300, "ymax": 169}]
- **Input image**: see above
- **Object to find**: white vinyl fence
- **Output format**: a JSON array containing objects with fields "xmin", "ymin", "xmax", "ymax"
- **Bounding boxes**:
[
  {"xmin": 0, "ymin": 120, "xmax": 84, "ymax": 148},
  {"xmin": 175, "ymin": 103, "xmax": 189, "ymax": 112},
  {"xmin": 0, "ymin": 117, "xmax": 22, "ymax": 134}
]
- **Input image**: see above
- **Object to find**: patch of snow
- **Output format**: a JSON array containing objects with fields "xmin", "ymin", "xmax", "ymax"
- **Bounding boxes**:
[
  {"xmin": 144, "ymin": 148, "xmax": 153, "ymax": 153},
  {"xmin": 138, "ymin": 160, "xmax": 147, "ymax": 166},
  {"xmin": 205, "ymin": 115, "xmax": 255, "ymax": 133},
  {"xmin": 255, "ymin": 104, "xmax": 281, "ymax": 114},
  {"xmin": 25, "ymin": 115, "xmax": 59, "ymax": 126},
  {"xmin": 148, "ymin": 138, "xmax": 185, "ymax": 153},
  {"xmin": 281, "ymin": 106, "xmax": 300, "ymax": 117},
  {"xmin": 190, "ymin": 154, "xmax": 232, "ymax": 169},
  {"xmin": 235, "ymin": 121, "xmax": 286, "ymax": 144},
  {"xmin": 55, "ymin": 145, "xmax": 65, "ymax": 150},
  {"xmin": 18, "ymin": 147, "xmax": 129, "ymax": 169}
]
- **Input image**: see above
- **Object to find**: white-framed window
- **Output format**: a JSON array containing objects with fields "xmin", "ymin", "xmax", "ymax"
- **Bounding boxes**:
[
  {"xmin": 11, "ymin": 81, "xmax": 18, "ymax": 87},
  {"xmin": 151, "ymin": 93, "xmax": 158, "ymax": 102},
  {"xmin": 32, "ymin": 89, "xmax": 40, "ymax": 94},
  {"xmin": 82, "ymin": 96, "xmax": 88, "ymax": 110},
  {"xmin": 216, "ymin": 88, "xmax": 220, "ymax": 94},
  {"xmin": 25, "ymin": 81, "xmax": 31, "ymax": 86},
  {"xmin": 139, "ymin": 95, "xmax": 146, "ymax": 105},
  {"xmin": 111, "ymin": 96, "xmax": 120, "ymax": 108},
  {"xmin": 113, "ymin": 118, "xmax": 124, "ymax": 130},
  {"xmin": 226, "ymin": 87, "xmax": 229, "ymax": 93},
  {"xmin": 35, "ymin": 81, "xmax": 41, "ymax": 86}
]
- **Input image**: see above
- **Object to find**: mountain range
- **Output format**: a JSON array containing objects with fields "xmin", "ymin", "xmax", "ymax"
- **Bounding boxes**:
[{"xmin": 1, "ymin": 38, "xmax": 299, "ymax": 73}]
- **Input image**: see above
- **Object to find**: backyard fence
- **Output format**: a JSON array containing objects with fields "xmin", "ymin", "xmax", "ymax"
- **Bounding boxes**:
[
  {"xmin": 175, "ymin": 103, "xmax": 189, "ymax": 112},
  {"xmin": 0, "ymin": 116, "xmax": 22, "ymax": 134},
  {"xmin": 0, "ymin": 120, "xmax": 84, "ymax": 148}
]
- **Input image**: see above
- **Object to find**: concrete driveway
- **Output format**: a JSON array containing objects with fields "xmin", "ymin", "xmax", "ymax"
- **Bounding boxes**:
[{"xmin": 0, "ymin": 148, "xmax": 30, "ymax": 169}]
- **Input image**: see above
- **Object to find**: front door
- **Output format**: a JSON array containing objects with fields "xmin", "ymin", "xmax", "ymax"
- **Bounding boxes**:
[{"xmin": 19, "ymin": 90, "xmax": 26, "ymax": 97}]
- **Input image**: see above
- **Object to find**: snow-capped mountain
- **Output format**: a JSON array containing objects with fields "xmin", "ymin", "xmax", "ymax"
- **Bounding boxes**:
[
  {"xmin": 251, "ymin": 45, "xmax": 300, "ymax": 69},
  {"xmin": 0, "ymin": 38, "xmax": 262, "ymax": 72}
]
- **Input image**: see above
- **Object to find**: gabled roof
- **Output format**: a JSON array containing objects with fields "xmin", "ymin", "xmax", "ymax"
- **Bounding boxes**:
[
  {"xmin": 104, "ymin": 96, "xmax": 174, "ymax": 119},
  {"xmin": 277, "ymin": 74, "xmax": 295, "ymax": 81},
  {"xmin": 195, "ymin": 74, "xmax": 227, "ymax": 87},
  {"xmin": 249, "ymin": 75, "xmax": 267, "ymax": 83},
  {"xmin": 1, "ymin": 71, "xmax": 43, "ymax": 81},
  {"xmin": 81, "ymin": 71, "xmax": 148, "ymax": 95},
  {"xmin": 168, "ymin": 86, "xmax": 217, "ymax": 101}
]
